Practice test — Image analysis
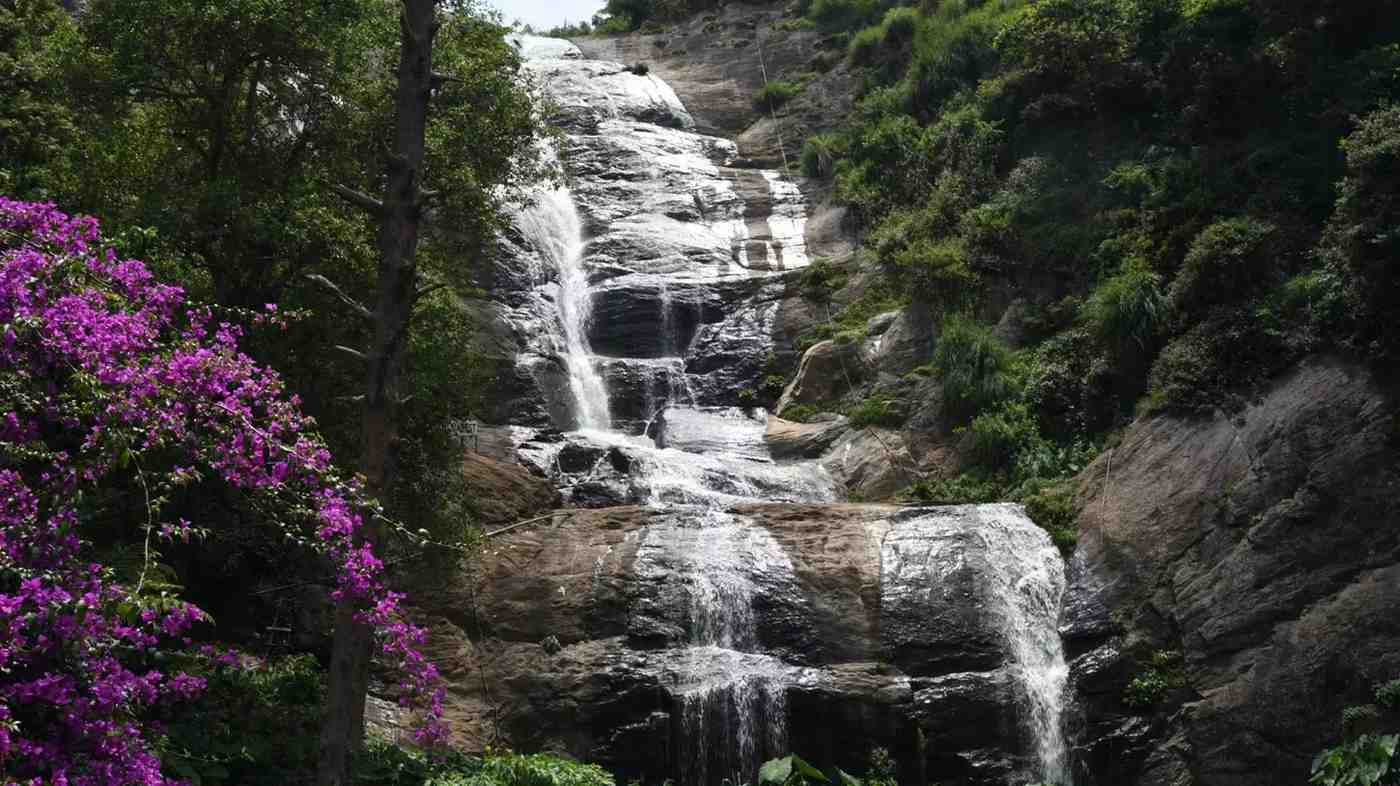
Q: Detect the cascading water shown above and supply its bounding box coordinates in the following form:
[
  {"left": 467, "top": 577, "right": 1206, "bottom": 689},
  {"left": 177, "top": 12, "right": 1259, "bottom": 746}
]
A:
[
  {"left": 978, "top": 513, "right": 1072, "bottom": 785},
  {"left": 505, "top": 34, "right": 1075, "bottom": 786},
  {"left": 516, "top": 186, "right": 612, "bottom": 432}
]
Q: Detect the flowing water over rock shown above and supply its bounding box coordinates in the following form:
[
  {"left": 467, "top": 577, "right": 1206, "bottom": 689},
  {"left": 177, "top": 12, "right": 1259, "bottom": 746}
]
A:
[{"left": 471, "top": 34, "right": 1074, "bottom": 786}]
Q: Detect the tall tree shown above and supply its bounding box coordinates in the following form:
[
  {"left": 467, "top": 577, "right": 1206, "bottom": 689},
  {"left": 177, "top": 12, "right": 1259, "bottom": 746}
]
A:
[{"left": 319, "top": 1, "right": 441, "bottom": 782}]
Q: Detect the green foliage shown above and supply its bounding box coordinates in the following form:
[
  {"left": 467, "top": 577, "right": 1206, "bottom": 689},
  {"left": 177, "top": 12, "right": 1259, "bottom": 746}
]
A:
[
  {"left": 806, "top": 0, "right": 904, "bottom": 34},
  {"left": 759, "top": 755, "right": 830, "bottom": 786},
  {"left": 931, "top": 315, "right": 1016, "bottom": 422},
  {"left": 356, "top": 744, "right": 616, "bottom": 786},
  {"left": 1168, "top": 217, "right": 1278, "bottom": 319},
  {"left": 902, "top": 471, "right": 1004, "bottom": 504},
  {"left": 1319, "top": 105, "right": 1400, "bottom": 352},
  {"left": 780, "top": 404, "right": 826, "bottom": 423},
  {"left": 1022, "top": 481, "right": 1078, "bottom": 552},
  {"left": 1124, "top": 650, "right": 1187, "bottom": 709},
  {"left": 861, "top": 748, "right": 898, "bottom": 786},
  {"left": 1378, "top": 680, "right": 1400, "bottom": 711},
  {"left": 0, "top": 0, "right": 78, "bottom": 199},
  {"left": 755, "top": 81, "right": 803, "bottom": 112},
  {"left": 965, "top": 400, "right": 1039, "bottom": 467},
  {"left": 1081, "top": 261, "right": 1166, "bottom": 354},
  {"left": 801, "top": 134, "right": 847, "bottom": 179},
  {"left": 544, "top": 20, "right": 595, "bottom": 37},
  {"left": 847, "top": 396, "right": 904, "bottom": 428},
  {"left": 159, "top": 655, "right": 325, "bottom": 784},
  {"left": 1310, "top": 735, "right": 1398, "bottom": 786},
  {"left": 849, "top": 6, "right": 918, "bottom": 76}
]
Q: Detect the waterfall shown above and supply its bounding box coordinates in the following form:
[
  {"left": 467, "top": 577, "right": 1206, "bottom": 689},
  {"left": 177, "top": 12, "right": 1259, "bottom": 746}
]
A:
[
  {"left": 974, "top": 509, "right": 1072, "bottom": 785},
  {"left": 636, "top": 510, "right": 798, "bottom": 786},
  {"left": 516, "top": 186, "right": 612, "bottom": 431},
  {"left": 505, "top": 34, "right": 1076, "bottom": 786}
]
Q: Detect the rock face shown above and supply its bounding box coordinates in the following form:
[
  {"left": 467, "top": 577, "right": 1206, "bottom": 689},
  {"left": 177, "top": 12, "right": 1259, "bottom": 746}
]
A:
[
  {"left": 423, "top": 503, "right": 1072, "bottom": 786},
  {"left": 1066, "top": 357, "right": 1400, "bottom": 786},
  {"left": 486, "top": 35, "right": 825, "bottom": 434},
  {"left": 575, "top": 4, "right": 858, "bottom": 167}
]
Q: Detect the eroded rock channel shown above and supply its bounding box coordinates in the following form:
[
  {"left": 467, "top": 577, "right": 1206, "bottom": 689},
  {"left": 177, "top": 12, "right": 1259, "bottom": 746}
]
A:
[{"left": 423, "top": 36, "right": 1077, "bottom": 786}]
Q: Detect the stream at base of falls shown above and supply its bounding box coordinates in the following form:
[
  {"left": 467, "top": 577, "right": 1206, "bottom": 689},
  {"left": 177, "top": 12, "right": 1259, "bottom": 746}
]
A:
[{"left": 501, "top": 33, "right": 1074, "bottom": 786}]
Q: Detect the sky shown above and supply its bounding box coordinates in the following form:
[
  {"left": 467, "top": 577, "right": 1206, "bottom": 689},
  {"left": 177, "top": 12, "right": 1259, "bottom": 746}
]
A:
[{"left": 488, "top": 0, "right": 605, "bottom": 30}]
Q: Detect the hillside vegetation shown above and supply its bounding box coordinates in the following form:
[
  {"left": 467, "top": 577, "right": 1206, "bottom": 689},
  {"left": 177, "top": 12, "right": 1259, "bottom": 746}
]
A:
[{"left": 788, "top": 0, "right": 1400, "bottom": 502}]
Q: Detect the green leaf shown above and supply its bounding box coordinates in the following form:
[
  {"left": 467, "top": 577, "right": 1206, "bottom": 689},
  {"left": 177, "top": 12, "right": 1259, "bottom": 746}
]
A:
[
  {"left": 836, "top": 768, "right": 863, "bottom": 786},
  {"left": 791, "top": 755, "right": 829, "bottom": 783},
  {"left": 759, "top": 756, "right": 793, "bottom": 786}
]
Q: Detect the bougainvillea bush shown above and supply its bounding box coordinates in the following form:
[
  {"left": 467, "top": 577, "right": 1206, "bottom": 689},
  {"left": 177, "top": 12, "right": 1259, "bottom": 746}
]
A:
[{"left": 0, "top": 198, "right": 443, "bottom": 784}]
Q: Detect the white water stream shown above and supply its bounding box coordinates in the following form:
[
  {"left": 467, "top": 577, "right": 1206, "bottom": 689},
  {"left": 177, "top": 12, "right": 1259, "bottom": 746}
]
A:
[
  {"left": 509, "top": 33, "right": 1073, "bottom": 786},
  {"left": 516, "top": 187, "right": 613, "bottom": 431}
]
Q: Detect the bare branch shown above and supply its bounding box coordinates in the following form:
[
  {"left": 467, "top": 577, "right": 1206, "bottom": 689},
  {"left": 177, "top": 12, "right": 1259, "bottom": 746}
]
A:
[
  {"left": 414, "top": 282, "right": 447, "bottom": 300},
  {"left": 330, "top": 183, "right": 385, "bottom": 216},
  {"left": 334, "top": 345, "right": 368, "bottom": 362},
  {"left": 303, "top": 273, "right": 373, "bottom": 320}
]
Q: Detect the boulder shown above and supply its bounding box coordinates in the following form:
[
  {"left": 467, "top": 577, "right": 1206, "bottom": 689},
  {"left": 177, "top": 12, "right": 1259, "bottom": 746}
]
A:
[
  {"left": 460, "top": 452, "right": 561, "bottom": 528},
  {"left": 777, "top": 340, "right": 862, "bottom": 412},
  {"left": 764, "top": 414, "right": 848, "bottom": 459}
]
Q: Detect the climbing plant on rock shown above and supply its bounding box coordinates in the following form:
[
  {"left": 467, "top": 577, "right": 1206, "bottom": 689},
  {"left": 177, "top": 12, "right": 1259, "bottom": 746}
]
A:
[{"left": 0, "top": 198, "right": 444, "bottom": 784}]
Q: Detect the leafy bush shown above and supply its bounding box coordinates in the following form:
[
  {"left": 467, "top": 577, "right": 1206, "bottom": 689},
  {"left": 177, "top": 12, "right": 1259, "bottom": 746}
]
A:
[
  {"left": 1124, "top": 650, "right": 1186, "bottom": 709},
  {"left": 965, "top": 400, "right": 1040, "bottom": 467},
  {"left": 847, "top": 395, "right": 904, "bottom": 428},
  {"left": 932, "top": 315, "right": 1017, "bottom": 422},
  {"left": 902, "top": 471, "right": 1005, "bottom": 504},
  {"left": 849, "top": 7, "right": 919, "bottom": 72},
  {"left": 160, "top": 654, "right": 324, "bottom": 784},
  {"left": 1144, "top": 308, "right": 1290, "bottom": 414},
  {"left": 1319, "top": 104, "right": 1400, "bottom": 352},
  {"left": 754, "top": 81, "right": 803, "bottom": 112},
  {"left": 1310, "top": 734, "right": 1398, "bottom": 786},
  {"left": 1081, "top": 260, "right": 1166, "bottom": 354},
  {"left": 780, "top": 403, "right": 825, "bottom": 422},
  {"left": 1022, "top": 481, "right": 1078, "bottom": 552},
  {"left": 356, "top": 744, "right": 615, "bottom": 786},
  {"left": 1168, "top": 217, "right": 1277, "bottom": 319},
  {"left": 1378, "top": 679, "right": 1400, "bottom": 710},
  {"left": 802, "top": 134, "right": 847, "bottom": 178}
]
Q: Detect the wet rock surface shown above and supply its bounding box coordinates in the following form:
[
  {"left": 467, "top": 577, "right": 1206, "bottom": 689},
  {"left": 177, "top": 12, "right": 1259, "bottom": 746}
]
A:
[
  {"left": 422, "top": 503, "right": 1065, "bottom": 786},
  {"left": 1066, "top": 357, "right": 1400, "bottom": 786}
]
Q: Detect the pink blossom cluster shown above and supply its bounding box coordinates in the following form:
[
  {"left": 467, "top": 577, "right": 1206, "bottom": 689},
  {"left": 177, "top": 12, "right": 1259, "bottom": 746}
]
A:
[{"left": 0, "top": 199, "right": 445, "bottom": 784}]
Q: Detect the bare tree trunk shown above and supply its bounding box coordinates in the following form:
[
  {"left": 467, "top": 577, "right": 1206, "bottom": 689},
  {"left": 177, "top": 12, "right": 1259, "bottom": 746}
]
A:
[{"left": 317, "top": 2, "right": 438, "bottom": 784}]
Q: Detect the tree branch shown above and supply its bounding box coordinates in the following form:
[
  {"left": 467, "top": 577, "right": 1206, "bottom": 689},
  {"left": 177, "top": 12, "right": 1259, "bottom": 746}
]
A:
[
  {"left": 303, "top": 273, "right": 373, "bottom": 320},
  {"left": 331, "top": 184, "right": 385, "bottom": 216},
  {"left": 334, "top": 345, "right": 368, "bottom": 362}
]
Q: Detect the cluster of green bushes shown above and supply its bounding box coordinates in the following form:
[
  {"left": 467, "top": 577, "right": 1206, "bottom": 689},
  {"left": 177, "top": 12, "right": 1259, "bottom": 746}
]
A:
[
  {"left": 157, "top": 652, "right": 615, "bottom": 786},
  {"left": 794, "top": 0, "right": 1400, "bottom": 525},
  {"left": 1310, "top": 677, "right": 1399, "bottom": 786}
]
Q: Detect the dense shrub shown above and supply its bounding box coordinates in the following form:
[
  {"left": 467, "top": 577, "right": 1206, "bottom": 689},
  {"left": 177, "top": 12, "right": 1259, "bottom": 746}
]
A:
[
  {"left": 847, "top": 395, "right": 905, "bottom": 428},
  {"left": 1168, "top": 217, "right": 1278, "bottom": 319},
  {"left": 1319, "top": 105, "right": 1400, "bottom": 352},
  {"left": 931, "top": 315, "right": 1017, "bottom": 422},
  {"left": 754, "top": 81, "right": 803, "bottom": 112},
  {"left": 801, "top": 134, "right": 846, "bottom": 178},
  {"left": 849, "top": 7, "right": 919, "bottom": 74},
  {"left": 356, "top": 745, "right": 616, "bottom": 786},
  {"left": 1123, "top": 650, "right": 1186, "bottom": 709},
  {"left": 1081, "top": 260, "right": 1166, "bottom": 355},
  {"left": 1022, "top": 481, "right": 1078, "bottom": 552},
  {"left": 160, "top": 654, "right": 325, "bottom": 784}
]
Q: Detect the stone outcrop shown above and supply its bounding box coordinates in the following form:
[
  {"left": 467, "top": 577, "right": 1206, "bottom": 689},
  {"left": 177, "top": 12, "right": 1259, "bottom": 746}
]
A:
[
  {"left": 422, "top": 504, "right": 1068, "bottom": 786},
  {"left": 1065, "top": 357, "right": 1400, "bottom": 786},
  {"left": 575, "top": 4, "right": 857, "bottom": 167}
]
